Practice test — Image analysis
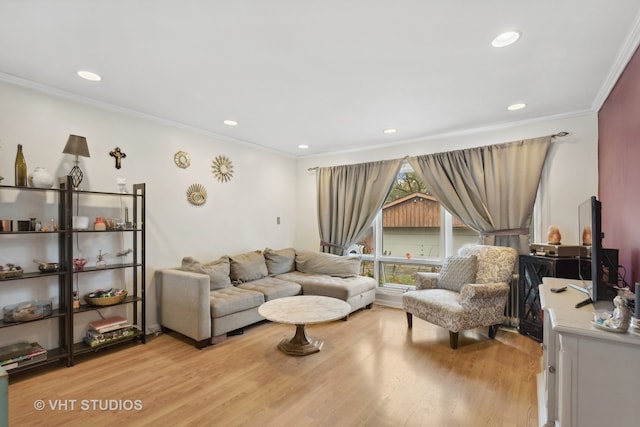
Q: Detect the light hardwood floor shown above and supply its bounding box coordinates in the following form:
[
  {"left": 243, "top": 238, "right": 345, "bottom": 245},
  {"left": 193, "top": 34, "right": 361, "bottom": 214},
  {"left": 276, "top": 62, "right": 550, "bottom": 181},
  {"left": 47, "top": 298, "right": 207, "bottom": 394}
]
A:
[{"left": 8, "top": 305, "right": 541, "bottom": 427}]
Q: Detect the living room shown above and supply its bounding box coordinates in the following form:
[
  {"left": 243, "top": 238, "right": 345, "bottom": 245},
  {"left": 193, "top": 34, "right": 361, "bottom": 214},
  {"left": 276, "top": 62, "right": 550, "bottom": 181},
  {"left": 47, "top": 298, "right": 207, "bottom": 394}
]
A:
[{"left": 2, "top": 2, "right": 640, "bottom": 426}]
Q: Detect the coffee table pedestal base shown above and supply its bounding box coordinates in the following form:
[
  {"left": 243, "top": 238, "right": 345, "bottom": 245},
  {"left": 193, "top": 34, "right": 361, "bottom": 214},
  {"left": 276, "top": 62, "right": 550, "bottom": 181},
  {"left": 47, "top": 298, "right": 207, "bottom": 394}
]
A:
[{"left": 277, "top": 324, "right": 323, "bottom": 356}]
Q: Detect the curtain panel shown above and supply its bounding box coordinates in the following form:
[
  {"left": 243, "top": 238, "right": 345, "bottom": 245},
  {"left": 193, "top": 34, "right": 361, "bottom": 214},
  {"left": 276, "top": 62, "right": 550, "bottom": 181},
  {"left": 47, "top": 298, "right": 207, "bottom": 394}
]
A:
[
  {"left": 408, "top": 136, "right": 552, "bottom": 255},
  {"left": 317, "top": 159, "right": 403, "bottom": 254}
]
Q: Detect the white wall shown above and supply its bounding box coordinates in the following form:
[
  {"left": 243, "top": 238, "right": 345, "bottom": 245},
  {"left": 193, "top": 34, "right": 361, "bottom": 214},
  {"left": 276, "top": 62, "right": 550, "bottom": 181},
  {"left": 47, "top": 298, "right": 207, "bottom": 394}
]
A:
[
  {"left": 294, "top": 112, "right": 599, "bottom": 251},
  {"left": 0, "top": 81, "right": 297, "bottom": 340}
]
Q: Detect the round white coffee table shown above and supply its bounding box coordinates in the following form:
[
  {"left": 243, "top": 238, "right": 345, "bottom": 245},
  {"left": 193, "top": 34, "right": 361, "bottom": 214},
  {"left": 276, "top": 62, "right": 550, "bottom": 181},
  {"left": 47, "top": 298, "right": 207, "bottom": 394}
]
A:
[{"left": 258, "top": 295, "right": 351, "bottom": 356}]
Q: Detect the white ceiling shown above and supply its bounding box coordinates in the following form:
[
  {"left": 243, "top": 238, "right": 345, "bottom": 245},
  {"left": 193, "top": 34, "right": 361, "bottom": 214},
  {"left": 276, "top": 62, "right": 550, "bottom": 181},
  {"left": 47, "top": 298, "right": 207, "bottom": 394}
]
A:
[{"left": 1, "top": 0, "right": 639, "bottom": 157}]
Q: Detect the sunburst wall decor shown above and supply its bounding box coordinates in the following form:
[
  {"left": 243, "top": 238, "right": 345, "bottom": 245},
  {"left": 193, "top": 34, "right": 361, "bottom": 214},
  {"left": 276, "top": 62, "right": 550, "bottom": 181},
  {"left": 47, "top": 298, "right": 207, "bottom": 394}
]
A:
[
  {"left": 174, "top": 151, "right": 191, "bottom": 169},
  {"left": 186, "top": 183, "right": 207, "bottom": 206},
  {"left": 211, "top": 155, "right": 234, "bottom": 183}
]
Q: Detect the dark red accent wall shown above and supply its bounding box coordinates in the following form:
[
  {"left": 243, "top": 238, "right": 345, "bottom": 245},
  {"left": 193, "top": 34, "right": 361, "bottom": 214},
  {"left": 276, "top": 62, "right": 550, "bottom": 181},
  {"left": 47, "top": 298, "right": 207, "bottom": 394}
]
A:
[{"left": 598, "top": 45, "right": 640, "bottom": 287}]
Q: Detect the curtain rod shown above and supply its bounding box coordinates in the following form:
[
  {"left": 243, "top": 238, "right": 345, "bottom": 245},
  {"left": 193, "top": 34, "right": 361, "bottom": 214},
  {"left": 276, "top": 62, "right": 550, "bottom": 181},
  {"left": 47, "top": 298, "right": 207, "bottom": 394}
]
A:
[{"left": 307, "top": 134, "right": 569, "bottom": 171}]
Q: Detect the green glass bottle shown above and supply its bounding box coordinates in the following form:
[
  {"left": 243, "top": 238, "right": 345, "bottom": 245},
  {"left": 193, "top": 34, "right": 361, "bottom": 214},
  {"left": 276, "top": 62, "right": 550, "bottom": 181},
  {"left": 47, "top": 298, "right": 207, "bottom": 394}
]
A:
[{"left": 15, "top": 144, "right": 27, "bottom": 187}]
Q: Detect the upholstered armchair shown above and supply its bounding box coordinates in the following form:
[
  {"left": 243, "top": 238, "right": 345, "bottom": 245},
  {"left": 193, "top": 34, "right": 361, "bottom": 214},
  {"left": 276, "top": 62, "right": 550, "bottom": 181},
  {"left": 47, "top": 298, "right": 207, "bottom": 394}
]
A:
[{"left": 402, "top": 244, "right": 517, "bottom": 349}]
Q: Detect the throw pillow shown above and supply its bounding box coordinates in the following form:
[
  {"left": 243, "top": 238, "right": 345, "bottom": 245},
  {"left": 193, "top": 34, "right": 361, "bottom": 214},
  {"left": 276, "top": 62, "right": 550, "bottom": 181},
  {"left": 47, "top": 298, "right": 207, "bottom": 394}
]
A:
[
  {"left": 229, "top": 250, "right": 268, "bottom": 284},
  {"left": 181, "top": 256, "right": 231, "bottom": 290},
  {"left": 295, "top": 250, "right": 360, "bottom": 277},
  {"left": 438, "top": 255, "right": 477, "bottom": 292},
  {"left": 263, "top": 247, "right": 296, "bottom": 275}
]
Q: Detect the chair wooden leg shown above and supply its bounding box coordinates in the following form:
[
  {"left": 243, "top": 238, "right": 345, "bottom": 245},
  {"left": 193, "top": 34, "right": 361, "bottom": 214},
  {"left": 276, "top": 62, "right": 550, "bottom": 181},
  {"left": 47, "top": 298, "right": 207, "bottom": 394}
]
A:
[
  {"left": 449, "top": 331, "right": 459, "bottom": 349},
  {"left": 406, "top": 312, "right": 413, "bottom": 329},
  {"left": 488, "top": 324, "right": 499, "bottom": 339}
]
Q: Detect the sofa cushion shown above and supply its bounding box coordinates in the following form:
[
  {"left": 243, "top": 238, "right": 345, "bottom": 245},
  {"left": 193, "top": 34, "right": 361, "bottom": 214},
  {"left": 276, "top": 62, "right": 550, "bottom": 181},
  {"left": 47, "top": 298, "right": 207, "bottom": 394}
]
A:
[
  {"left": 275, "top": 271, "right": 375, "bottom": 300},
  {"left": 228, "top": 250, "right": 268, "bottom": 284},
  {"left": 237, "top": 277, "right": 301, "bottom": 301},
  {"left": 181, "top": 256, "right": 232, "bottom": 290},
  {"left": 210, "top": 287, "right": 265, "bottom": 318},
  {"left": 295, "top": 251, "right": 360, "bottom": 277},
  {"left": 263, "top": 247, "right": 296, "bottom": 275},
  {"left": 437, "top": 255, "right": 477, "bottom": 292}
]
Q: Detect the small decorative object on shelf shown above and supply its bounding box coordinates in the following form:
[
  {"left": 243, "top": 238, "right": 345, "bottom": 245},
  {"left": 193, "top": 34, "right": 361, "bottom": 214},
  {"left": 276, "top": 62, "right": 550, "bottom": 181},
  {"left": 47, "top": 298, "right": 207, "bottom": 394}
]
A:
[
  {"left": 96, "top": 250, "right": 107, "bottom": 269},
  {"left": 211, "top": 155, "right": 234, "bottom": 183},
  {"left": 94, "top": 217, "right": 106, "bottom": 231},
  {"left": 582, "top": 225, "right": 592, "bottom": 245},
  {"left": 84, "top": 288, "right": 127, "bottom": 306},
  {"left": 73, "top": 258, "right": 87, "bottom": 271},
  {"left": 33, "top": 260, "right": 60, "bottom": 273},
  {"left": 117, "top": 177, "right": 127, "bottom": 193},
  {"left": 28, "top": 167, "right": 53, "bottom": 189},
  {"left": 0, "top": 263, "right": 23, "bottom": 280},
  {"left": 547, "top": 225, "right": 561, "bottom": 245},
  {"left": 14, "top": 144, "right": 27, "bottom": 187}
]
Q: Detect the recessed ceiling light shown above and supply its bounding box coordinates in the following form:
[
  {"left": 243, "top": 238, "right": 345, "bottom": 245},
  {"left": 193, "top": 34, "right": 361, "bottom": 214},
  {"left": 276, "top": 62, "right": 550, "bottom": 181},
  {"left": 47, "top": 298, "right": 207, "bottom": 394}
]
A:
[
  {"left": 383, "top": 128, "right": 397, "bottom": 134},
  {"left": 492, "top": 31, "right": 521, "bottom": 48},
  {"left": 223, "top": 120, "right": 238, "bottom": 126},
  {"left": 77, "top": 70, "right": 102, "bottom": 81},
  {"left": 298, "top": 144, "right": 309, "bottom": 149},
  {"left": 507, "top": 103, "right": 526, "bottom": 111}
]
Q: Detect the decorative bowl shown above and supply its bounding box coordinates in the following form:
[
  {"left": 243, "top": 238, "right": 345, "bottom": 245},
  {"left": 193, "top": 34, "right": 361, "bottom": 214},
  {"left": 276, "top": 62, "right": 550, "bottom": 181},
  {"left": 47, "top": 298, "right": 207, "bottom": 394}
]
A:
[{"left": 84, "top": 288, "right": 128, "bottom": 306}]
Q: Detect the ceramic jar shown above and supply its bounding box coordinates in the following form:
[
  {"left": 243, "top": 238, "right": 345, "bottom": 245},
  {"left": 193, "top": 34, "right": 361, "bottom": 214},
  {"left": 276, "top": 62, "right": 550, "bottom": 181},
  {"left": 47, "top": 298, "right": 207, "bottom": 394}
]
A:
[{"left": 28, "top": 167, "right": 54, "bottom": 189}]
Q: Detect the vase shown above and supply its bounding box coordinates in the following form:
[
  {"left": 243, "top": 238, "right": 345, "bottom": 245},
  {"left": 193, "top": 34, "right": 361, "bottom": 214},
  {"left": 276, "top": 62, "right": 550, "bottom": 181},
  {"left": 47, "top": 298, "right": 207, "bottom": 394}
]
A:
[{"left": 28, "top": 167, "right": 54, "bottom": 189}]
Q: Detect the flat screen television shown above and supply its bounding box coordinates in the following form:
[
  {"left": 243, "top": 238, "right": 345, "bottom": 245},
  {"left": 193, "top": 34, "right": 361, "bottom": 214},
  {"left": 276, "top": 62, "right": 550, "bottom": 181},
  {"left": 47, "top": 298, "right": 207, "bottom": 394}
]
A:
[{"left": 578, "top": 196, "right": 618, "bottom": 304}]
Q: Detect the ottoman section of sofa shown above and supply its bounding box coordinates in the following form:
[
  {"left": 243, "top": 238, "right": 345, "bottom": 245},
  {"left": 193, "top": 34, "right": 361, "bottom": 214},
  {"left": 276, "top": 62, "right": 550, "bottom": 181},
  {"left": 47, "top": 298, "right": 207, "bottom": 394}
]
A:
[
  {"left": 275, "top": 271, "right": 376, "bottom": 300},
  {"left": 236, "top": 277, "right": 301, "bottom": 301}
]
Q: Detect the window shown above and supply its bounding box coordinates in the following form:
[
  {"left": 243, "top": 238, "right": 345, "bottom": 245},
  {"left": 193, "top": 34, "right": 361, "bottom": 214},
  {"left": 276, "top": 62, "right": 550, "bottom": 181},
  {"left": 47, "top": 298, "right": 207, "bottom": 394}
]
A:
[{"left": 354, "top": 162, "right": 478, "bottom": 288}]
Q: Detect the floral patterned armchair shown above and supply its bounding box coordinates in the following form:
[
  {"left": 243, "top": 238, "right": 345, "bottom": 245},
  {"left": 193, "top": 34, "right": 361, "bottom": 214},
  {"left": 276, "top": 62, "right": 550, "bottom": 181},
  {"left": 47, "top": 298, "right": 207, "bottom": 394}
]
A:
[{"left": 402, "top": 244, "right": 517, "bottom": 349}]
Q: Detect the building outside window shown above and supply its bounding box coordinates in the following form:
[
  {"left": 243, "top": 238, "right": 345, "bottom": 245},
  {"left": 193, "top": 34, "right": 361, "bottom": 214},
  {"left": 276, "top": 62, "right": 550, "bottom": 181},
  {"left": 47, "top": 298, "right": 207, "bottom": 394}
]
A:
[{"left": 354, "top": 162, "right": 478, "bottom": 288}]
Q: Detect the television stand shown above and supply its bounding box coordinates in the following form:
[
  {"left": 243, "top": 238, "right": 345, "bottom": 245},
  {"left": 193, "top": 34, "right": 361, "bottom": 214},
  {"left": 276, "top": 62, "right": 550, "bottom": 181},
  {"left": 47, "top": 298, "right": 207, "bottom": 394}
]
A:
[{"left": 538, "top": 277, "right": 640, "bottom": 426}]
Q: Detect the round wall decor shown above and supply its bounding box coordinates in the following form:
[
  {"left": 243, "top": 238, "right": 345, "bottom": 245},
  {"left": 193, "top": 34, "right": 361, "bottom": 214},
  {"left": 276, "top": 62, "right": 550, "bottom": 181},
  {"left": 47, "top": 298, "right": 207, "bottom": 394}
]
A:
[
  {"left": 186, "top": 183, "right": 207, "bottom": 206},
  {"left": 211, "top": 155, "right": 234, "bottom": 183},
  {"left": 174, "top": 151, "right": 191, "bottom": 169}
]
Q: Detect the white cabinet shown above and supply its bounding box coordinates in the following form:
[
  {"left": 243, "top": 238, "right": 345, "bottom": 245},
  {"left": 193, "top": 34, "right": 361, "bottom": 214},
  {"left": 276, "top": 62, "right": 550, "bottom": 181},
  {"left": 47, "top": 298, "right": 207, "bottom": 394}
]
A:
[{"left": 538, "top": 277, "right": 640, "bottom": 427}]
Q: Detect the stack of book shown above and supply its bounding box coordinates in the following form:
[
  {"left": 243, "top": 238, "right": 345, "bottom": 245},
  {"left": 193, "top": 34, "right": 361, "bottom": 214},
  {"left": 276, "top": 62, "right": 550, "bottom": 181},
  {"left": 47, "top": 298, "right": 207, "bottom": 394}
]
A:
[
  {"left": 0, "top": 341, "right": 47, "bottom": 371},
  {"left": 83, "top": 316, "right": 137, "bottom": 347}
]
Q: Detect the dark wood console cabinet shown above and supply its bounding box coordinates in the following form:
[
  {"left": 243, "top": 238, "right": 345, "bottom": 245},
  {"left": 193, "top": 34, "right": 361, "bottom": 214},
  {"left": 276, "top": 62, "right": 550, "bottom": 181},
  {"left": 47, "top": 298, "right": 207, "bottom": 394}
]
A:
[{"left": 518, "top": 255, "right": 580, "bottom": 342}]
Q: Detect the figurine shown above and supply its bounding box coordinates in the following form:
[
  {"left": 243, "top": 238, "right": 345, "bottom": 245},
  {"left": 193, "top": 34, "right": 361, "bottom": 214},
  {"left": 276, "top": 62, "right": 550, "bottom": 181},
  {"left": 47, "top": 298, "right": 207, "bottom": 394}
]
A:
[
  {"left": 547, "top": 225, "right": 562, "bottom": 245},
  {"left": 605, "top": 296, "right": 631, "bottom": 330}
]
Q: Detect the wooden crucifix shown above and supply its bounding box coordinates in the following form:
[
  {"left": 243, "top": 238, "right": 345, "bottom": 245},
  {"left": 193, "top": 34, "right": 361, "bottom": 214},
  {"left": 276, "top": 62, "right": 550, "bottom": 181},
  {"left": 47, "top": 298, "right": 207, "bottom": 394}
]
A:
[{"left": 109, "top": 147, "right": 127, "bottom": 169}]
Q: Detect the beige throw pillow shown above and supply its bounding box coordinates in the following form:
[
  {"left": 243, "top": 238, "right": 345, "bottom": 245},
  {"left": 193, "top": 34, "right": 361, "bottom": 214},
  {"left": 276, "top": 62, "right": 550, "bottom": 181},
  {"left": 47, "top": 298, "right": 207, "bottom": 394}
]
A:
[
  {"left": 229, "top": 250, "right": 268, "bottom": 284},
  {"left": 295, "top": 250, "right": 360, "bottom": 277},
  {"left": 263, "top": 247, "right": 296, "bottom": 275},
  {"left": 181, "top": 256, "right": 231, "bottom": 290},
  {"left": 438, "top": 255, "right": 477, "bottom": 292}
]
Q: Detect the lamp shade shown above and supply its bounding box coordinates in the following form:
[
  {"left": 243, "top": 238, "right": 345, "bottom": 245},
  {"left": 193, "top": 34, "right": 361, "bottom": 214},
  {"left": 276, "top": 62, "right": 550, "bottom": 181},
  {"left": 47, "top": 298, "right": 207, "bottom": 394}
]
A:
[{"left": 62, "top": 135, "right": 90, "bottom": 158}]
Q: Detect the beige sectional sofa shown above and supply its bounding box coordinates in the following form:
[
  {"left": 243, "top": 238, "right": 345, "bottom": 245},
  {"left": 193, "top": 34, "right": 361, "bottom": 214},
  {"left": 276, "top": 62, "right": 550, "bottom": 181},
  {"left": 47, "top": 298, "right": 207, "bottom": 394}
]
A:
[{"left": 156, "top": 248, "right": 376, "bottom": 348}]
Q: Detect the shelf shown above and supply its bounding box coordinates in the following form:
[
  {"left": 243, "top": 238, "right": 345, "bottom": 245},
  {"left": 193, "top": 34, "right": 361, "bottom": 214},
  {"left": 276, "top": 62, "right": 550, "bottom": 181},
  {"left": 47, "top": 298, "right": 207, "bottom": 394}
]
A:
[
  {"left": 1, "top": 347, "right": 69, "bottom": 374},
  {"left": 0, "top": 309, "right": 67, "bottom": 329},
  {"left": 72, "top": 330, "right": 145, "bottom": 356},
  {"left": 1, "top": 177, "right": 145, "bottom": 374},
  {"left": 0, "top": 270, "right": 66, "bottom": 283},
  {"left": 72, "top": 263, "right": 142, "bottom": 274},
  {"left": 73, "top": 296, "right": 142, "bottom": 314}
]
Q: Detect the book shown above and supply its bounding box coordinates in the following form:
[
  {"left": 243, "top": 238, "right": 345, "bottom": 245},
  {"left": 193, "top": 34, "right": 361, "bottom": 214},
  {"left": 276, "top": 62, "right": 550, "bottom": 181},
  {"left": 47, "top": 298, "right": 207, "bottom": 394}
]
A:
[
  {"left": 90, "top": 322, "right": 133, "bottom": 334},
  {"left": 1, "top": 352, "right": 47, "bottom": 371},
  {"left": 83, "top": 327, "right": 138, "bottom": 347},
  {"left": 88, "top": 316, "right": 128, "bottom": 332},
  {"left": 0, "top": 342, "right": 47, "bottom": 368}
]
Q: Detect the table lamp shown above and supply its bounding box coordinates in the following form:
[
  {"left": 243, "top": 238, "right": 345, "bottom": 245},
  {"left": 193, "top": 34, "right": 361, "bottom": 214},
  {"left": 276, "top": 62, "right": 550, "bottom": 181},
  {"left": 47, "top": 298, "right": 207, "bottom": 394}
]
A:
[{"left": 62, "top": 135, "right": 90, "bottom": 190}]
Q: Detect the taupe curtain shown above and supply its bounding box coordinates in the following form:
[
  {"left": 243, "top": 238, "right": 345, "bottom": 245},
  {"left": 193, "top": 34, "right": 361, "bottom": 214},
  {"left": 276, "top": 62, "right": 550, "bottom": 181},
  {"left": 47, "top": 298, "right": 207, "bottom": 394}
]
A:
[
  {"left": 317, "top": 159, "right": 403, "bottom": 254},
  {"left": 408, "top": 137, "right": 552, "bottom": 255}
]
